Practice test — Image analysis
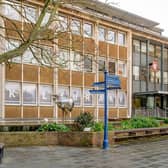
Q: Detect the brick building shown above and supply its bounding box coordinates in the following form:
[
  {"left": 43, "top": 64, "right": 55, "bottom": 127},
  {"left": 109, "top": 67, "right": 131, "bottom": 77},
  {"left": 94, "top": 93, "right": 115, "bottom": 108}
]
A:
[{"left": 0, "top": 0, "right": 168, "bottom": 123}]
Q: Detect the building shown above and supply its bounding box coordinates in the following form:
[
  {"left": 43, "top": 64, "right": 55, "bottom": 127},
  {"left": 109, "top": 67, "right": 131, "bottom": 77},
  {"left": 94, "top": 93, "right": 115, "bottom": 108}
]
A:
[{"left": 0, "top": 0, "right": 168, "bottom": 123}]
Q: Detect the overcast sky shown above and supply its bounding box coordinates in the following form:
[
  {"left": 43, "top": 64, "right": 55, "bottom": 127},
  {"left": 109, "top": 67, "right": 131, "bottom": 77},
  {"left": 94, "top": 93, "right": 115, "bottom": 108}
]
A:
[{"left": 100, "top": 0, "right": 168, "bottom": 37}]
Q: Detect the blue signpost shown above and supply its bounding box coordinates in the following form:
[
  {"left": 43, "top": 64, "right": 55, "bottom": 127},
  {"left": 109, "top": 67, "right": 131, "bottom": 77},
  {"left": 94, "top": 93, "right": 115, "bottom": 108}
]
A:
[{"left": 90, "top": 71, "right": 121, "bottom": 150}]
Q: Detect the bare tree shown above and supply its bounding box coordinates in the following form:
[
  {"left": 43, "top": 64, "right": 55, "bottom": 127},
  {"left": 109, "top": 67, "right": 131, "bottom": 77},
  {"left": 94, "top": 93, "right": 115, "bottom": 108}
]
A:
[{"left": 0, "top": 0, "right": 90, "bottom": 66}]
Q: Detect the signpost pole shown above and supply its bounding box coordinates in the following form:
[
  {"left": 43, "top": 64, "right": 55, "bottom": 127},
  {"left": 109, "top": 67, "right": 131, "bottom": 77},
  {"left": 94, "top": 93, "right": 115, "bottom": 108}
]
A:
[{"left": 103, "top": 70, "right": 109, "bottom": 149}]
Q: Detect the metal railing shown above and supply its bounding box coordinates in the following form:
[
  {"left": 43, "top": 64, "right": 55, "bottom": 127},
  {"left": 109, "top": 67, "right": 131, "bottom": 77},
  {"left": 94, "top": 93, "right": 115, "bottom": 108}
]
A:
[{"left": 134, "top": 107, "right": 168, "bottom": 118}]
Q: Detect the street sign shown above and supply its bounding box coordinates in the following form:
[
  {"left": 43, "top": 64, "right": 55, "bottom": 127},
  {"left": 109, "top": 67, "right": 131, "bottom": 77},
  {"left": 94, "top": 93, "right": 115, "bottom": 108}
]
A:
[
  {"left": 89, "top": 71, "right": 121, "bottom": 150},
  {"left": 89, "top": 89, "right": 104, "bottom": 94}
]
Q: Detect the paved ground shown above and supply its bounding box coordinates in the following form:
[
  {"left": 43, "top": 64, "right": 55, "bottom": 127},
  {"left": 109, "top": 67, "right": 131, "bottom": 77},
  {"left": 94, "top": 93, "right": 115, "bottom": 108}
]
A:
[{"left": 1, "top": 139, "right": 168, "bottom": 168}]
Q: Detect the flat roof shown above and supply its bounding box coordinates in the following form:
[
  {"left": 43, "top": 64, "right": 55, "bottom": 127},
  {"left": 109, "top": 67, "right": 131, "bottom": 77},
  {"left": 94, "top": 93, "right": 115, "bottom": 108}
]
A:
[{"left": 72, "top": 0, "right": 160, "bottom": 29}]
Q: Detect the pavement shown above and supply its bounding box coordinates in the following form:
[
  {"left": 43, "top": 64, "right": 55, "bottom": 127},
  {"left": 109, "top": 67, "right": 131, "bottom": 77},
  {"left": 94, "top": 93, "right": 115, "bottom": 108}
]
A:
[{"left": 1, "top": 139, "right": 168, "bottom": 168}]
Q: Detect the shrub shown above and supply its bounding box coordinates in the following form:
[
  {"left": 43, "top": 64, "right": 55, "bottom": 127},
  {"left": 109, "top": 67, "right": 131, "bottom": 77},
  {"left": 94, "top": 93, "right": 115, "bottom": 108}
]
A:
[
  {"left": 74, "top": 112, "right": 94, "bottom": 131},
  {"left": 163, "top": 118, "right": 168, "bottom": 124},
  {"left": 92, "top": 122, "right": 104, "bottom": 132},
  {"left": 91, "top": 122, "right": 115, "bottom": 132},
  {"left": 121, "top": 117, "right": 160, "bottom": 130},
  {"left": 37, "top": 123, "right": 70, "bottom": 132}
]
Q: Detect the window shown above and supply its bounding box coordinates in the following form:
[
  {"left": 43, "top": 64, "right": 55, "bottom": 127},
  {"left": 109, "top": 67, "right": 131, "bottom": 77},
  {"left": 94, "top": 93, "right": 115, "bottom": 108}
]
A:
[
  {"left": 133, "top": 40, "right": 140, "bottom": 53},
  {"left": 107, "top": 30, "right": 116, "bottom": 43},
  {"left": 57, "top": 49, "right": 69, "bottom": 69},
  {"left": 83, "top": 23, "right": 93, "bottom": 37},
  {"left": 6, "top": 40, "right": 21, "bottom": 63},
  {"left": 118, "top": 91, "right": 126, "bottom": 107},
  {"left": 118, "top": 32, "right": 125, "bottom": 46},
  {"left": 71, "top": 87, "right": 81, "bottom": 106},
  {"left": 39, "top": 85, "right": 52, "bottom": 105},
  {"left": 141, "top": 42, "right": 147, "bottom": 55},
  {"left": 84, "top": 88, "right": 93, "bottom": 106},
  {"left": 133, "top": 66, "right": 139, "bottom": 80},
  {"left": 23, "top": 5, "right": 37, "bottom": 23},
  {"left": 98, "top": 27, "right": 105, "bottom": 41},
  {"left": 40, "top": 46, "right": 53, "bottom": 65},
  {"left": 109, "top": 90, "right": 116, "bottom": 106},
  {"left": 5, "top": 82, "right": 20, "bottom": 104},
  {"left": 84, "top": 55, "right": 92, "bottom": 72},
  {"left": 98, "top": 94, "right": 104, "bottom": 106},
  {"left": 149, "top": 44, "right": 154, "bottom": 57},
  {"left": 41, "top": 12, "right": 51, "bottom": 26},
  {"left": 163, "top": 72, "right": 168, "bottom": 84},
  {"left": 109, "top": 61, "right": 116, "bottom": 74},
  {"left": 3, "top": 1, "right": 21, "bottom": 21},
  {"left": 98, "top": 58, "right": 106, "bottom": 72},
  {"left": 23, "top": 83, "right": 37, "bottom": 105},
  {"left": 70, "top": 51, "right": 81, "bottom": 71},
  {"left": 118, "top": 61, "right": 126, "bottom": 76},
  {"left": 57, "top": 15, "right": 68, "bottom": 32},
  {"left": 57, "top": 86, "right": 69, "bottom": 98},
  {"left": 156, "top": 71, "right": 161, "bottom": 83},
  {"left": 22, "top": 48, "right": 38, "bottom": 64},
  {"left": 71, "top": 19, "right": 81, "bottom": 35}
]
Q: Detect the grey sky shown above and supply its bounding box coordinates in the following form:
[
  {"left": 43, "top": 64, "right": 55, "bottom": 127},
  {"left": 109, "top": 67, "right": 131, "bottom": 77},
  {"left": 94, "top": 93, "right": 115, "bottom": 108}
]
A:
[{"left": 100, "top": 0, "right": 168, "bottom": 37}]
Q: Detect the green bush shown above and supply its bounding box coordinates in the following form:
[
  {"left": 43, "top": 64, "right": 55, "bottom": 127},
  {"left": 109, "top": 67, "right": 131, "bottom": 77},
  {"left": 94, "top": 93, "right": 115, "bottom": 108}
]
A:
[
  {"left": 92, "top": 122, "right": 104, "bottom": 132},
  {"left": 121, "top": 117, "right": 160, "bottom": 130},
  {"left": 37, "top": 123, "right": 70, "bottom": 132},
  {"left": 74, "top": 112, "right": 94, "bottom": 131},
  {"left": 163, "top": 118, "right": 168, "bottom": 124},
  {"left": 91, "top": 122, "right": 115, "bottom": 132}
]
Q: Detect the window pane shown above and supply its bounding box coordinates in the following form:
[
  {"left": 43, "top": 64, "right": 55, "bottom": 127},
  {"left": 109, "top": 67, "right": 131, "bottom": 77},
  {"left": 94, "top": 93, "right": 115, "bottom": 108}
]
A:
[
  {"left": 107, "top": 30, "right": 115, "bottom": 43},
  {"left": 84, "top": 55, "right": 92, "bottom": 72},
  {"left": 71, "top": 87, "right": 81, "bottom": 106},
  {"left": 6, "top": 40, "right": 21, "bottom": 63},
  {"left": 118, "top": 91, "right": 126, "bottom": 106},
  {"left": 118, "top": 62, "right": 126, "bottom": 76},
  {"left": 98, "top": 58, "right": 105, "bottom": 72},
  {"left": 56, "top": 15, "right": 68, "bottom": 32},
  {"left": 109, "top": 90, "right": 116, "bottom": 106},
  {"left": 3, "top": 2, "right": 21, "bottom": 21},
  {"left": 5, "top": 82, "right": 20, "bottom": 104},
  {"left": 109, "top": 61, "right": 115, "bottom": 74},
  {"left": 41, "top": 12, "right": 51, "bottom": 26},
  {"left": 39, "top": 85, "right": 52, "bottom": 105},
  {"left": 70, "top": 51, "right": 81, "bottom": 71},
  {"left": 23, "top": 6, "right": 37, "bottom": 23},
  {"left": 133, "top": 66, "right": 139, "bottom": 80},
  {"left": 71, "top": 19, "right": 81, "bottom": 35},
  {"left": 98, "top": 94, "right": 104, "bottom": 106},
  {"left": 118, "top": 32, "right": 125, "bottom": 46},
  {"left": 57, "top": 86, "right": 69, "bottom": 98},
  {"left": 23, "top": 48, "right": 38, "bottom": 64},
  {"left": 83, "top": 23, "right": 92, "bottom": 37},
  {"left": 23, "top": 84, "right": 36, "bottom": 105},
  {"left": 57, "top": 49, "right": 69, "bottom": 69},
  {"left": 163, "top": 72, "right": 168, "bottom": 84},
  {"left": 84, "top": 88, "right": 93, "bottom": 106},
  {"left": 98, "top": 27, "right": 105, "bottom": 41}
]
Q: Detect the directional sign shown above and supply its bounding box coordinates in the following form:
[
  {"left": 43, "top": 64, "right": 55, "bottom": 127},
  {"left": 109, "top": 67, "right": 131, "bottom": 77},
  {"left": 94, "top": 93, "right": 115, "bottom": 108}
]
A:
[
  {"left": 107, "top": 75, "right": 120, "bottom": 87},
  {"left": 92, "top": 81, "right": 104, "bottom": 87},
  {"left": 89, "top": 89, "right": 104, "bottom": 94}
]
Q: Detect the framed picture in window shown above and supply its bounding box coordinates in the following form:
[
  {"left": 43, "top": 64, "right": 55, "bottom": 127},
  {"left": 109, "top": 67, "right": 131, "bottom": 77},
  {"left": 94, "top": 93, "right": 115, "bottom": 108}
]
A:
[
  {"left": 98, "top": 94, "right": 104, "bottom": 106},
  {"left": 71, "top": 87, "right": 81, "bottom": 106},
  {"left": 23, "top": 83, "right": 36, "bottom": 105},
  {"left": 5, "top": 82, "right": 20, "bottom": 104},
  {"left": 84, "top": 88, "right": 93, "bottom": 106},
  {"left": 118, "top": 91, "right": 126, "bottom": 107},
  {"left": 39, "top": 85, "right": 52, "bottom": 105},
  {"left": 57, "top": 86, "right": 69, "bottom": 98},
  {"left": 109, "top": 90, "right": 116, "bottom": 106}
]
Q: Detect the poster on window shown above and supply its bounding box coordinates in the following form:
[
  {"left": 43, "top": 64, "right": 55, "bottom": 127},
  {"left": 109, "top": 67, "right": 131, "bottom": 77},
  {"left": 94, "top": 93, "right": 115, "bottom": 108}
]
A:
[
  {"left": 84, "top": 88, "right": 92, "bottom": 106},
  {"left": 118, "top": 91, "right": 126, "bottom": 106},
  {"left": 39, "top": 85, "right": 52, "bottom": 105},
  {"left": 109, "top": 90, "right": 116, "bottom": 106},
  {"left": 5, "top": 82, "right": 20, "bottom": 104},
  {"left": 23, "top": 84, "right": 36, "bottom": 104},
  {"left": 98, "top": 94, "right": 104, "bottom": 106},
  {"left": 71, "top": 87, "right": 81, "bottom": 106}
]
